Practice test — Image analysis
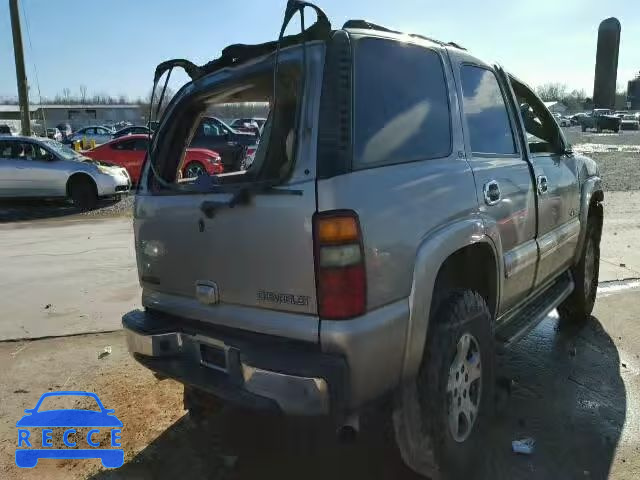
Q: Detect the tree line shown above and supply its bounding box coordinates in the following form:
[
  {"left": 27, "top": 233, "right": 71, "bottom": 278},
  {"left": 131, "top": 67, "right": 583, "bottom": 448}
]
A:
[{"left": 535, "top": 82, "right": 629, "bottom": 112}]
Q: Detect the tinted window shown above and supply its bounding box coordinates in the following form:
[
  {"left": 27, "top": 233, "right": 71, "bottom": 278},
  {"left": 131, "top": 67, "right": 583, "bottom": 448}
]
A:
[
  {"left": 354, "top": 39, "right": 451, "bottom": 168},
  {"left": 460, "top": 66, "right": 516, "bottom": 155},
  {"left": 133, "top": 138, "right": 149, "bottom": 151},
  {"left": 0, "top": 141, "right": 14, "bottom": 158},
  {"left": 113, "top": 139, "right": 136, "bottom": 150}
]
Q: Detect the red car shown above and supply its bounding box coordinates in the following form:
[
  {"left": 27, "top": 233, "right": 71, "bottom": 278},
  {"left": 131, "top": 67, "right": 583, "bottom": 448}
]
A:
[{"left": 84, "top": 134, "right": 223, "bottom": 184}]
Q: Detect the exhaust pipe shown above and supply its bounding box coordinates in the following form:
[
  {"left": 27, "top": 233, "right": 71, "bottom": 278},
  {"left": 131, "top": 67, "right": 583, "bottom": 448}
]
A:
[{"left": 337, "top": 414, "right": 360, "bottom": 443}]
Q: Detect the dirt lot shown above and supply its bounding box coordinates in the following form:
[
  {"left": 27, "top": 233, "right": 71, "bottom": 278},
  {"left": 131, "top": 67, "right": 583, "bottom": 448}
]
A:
[
  {"left": 1, "top": 287, "right": 639, "bottom": 480},
  {"left": 0, "top": 126, "right": 639, "bottom": 478}
]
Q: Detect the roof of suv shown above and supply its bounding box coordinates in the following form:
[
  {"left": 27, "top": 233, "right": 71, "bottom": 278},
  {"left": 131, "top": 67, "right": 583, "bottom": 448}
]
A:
[{"left": 342, "top": 19, "right": 465, "bottom": 51}]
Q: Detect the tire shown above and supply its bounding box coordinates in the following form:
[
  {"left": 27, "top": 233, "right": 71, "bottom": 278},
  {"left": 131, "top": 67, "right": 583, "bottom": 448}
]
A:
[
  {"left": 614, "top": 127, "right": 620, "bottom": 133},
  {"left": 393, "top": 290, "right": 495, "bottom": 479},
  {"left": 558, "top": 213, "right": 600, "bottom": 322},
  {"left": 69, "top": 176, "right": 98, "bottom": 210},
  {"left": 183, "top": 161, "right": 207, "bottom": 178}
]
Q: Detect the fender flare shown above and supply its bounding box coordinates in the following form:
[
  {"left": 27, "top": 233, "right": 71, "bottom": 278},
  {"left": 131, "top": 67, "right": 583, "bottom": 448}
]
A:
[
  {"left": 401, "top": 216, "right": 501, "bottom": 381},
  {"left": 574, "top": 176, "right": 603, "bottom": 264}
]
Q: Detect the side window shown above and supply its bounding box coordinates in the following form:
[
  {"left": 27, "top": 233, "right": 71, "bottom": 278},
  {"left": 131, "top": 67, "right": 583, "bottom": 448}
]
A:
[
  {"left": 0, "top": 142, "right": 14, "bottom": 158},
  {"left": 16, "top": 142, "right": 37, "bottom": 160},
  {"left": 112, "top": 139, "right": 136, "bottom": 151},
  {"left": 202, "top": 121, "right": 221, "bottom": 137},
  {"left": 353, "top": 38, "right": 451, "bottom": 168},
  {"left": 460, "top": 65, "right": 516, "bottom": 155},
  {"left": 83, "top": 128, "right": 95, "bottom": 135},
  {"left": 509, "top": 77, "right": 563, "bottom": 154},
  {"left": 133, "top": 138, "right": 149, "bottom": 151}
]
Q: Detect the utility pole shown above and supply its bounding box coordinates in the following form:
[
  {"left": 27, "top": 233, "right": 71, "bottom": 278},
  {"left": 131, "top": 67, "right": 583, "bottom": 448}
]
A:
[{"left": 9, "top": 0, "right": 31, "bottom": 136}]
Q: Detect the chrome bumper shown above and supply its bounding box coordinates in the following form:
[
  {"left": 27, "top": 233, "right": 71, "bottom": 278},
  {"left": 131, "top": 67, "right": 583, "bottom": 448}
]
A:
[{"left": 124, "top": 324, "right": 330, "bottom": 416}]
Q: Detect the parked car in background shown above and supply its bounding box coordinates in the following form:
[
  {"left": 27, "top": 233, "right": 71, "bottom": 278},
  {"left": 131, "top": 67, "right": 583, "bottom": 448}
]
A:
[
  {"left": 46, "top": 128, "right": 62, "bottom": 141},
  {"left": 620, "top": 114, "right": 640, "bottom": 130},
  {"left": 0, "top": 124, "right": 15, "bottom": 136},
  {"left": 570, "top": 112, "right": 588, "bottom": 125},
  {"left": 55, "top": 123, "right": 72, "bottom": 141},
  {"left": 147, "top": 121, "right": 160, "bottom": 132},
  {"left": 84, "top": 134, "right": 223, "bottom": 183},
  {"left": 229, "top": 117, "right": 266, "bottom": 136},
  {"left": 67, "top": 126, "right": 114, "bottom": 145},
  {"left": 0, "top": 136, "right": 130, "bottom": 209},
  {"left": 113, "top": 125, "right": 152, "bottom": 139},
  {"left": 552, "top": 112, "right": 570, "bottom": 127},
  {"left": 578, "top": 109, "right": 621, "bottom": 132},
  {"left": 189, "top": 116, "right": 257, "bottom": 171}
]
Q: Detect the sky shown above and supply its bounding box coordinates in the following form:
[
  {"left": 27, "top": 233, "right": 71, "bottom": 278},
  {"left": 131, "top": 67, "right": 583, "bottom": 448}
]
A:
[{"left": 0, "top": 0, "right": 638, "bottom": 102}]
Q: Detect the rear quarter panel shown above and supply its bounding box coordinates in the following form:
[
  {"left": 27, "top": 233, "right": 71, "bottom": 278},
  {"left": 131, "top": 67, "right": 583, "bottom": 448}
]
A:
[{"left": 317, "top": 158, "right": 478, "bottom": 310}]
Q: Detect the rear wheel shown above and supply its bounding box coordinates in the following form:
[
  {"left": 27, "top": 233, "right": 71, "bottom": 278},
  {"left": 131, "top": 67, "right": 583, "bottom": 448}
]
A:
[
  {"left": 393, "top": 290, "right": 494, "bottom": 479},
  {"left": 69, "top": 176, "right": 98, "bottom": 210},
  {"left": 183, "top": 161, "right": 207, "bottom": 178},
  {"left": 558, "top": 213, "right": 600, "bottom": 322}
]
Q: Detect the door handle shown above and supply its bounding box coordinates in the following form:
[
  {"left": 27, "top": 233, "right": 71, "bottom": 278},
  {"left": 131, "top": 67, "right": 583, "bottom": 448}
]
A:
[
  {"left": 537, "top": 175, "right": 548, "bottom": 194},
  {"left": 483, "top": 180, "right": 501, "bottom": 206}
]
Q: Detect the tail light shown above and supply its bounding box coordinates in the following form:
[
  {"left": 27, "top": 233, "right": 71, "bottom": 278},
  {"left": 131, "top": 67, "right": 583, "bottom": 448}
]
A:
[{"left": 313, "top": 211, "right": 366, "bottom": 319}]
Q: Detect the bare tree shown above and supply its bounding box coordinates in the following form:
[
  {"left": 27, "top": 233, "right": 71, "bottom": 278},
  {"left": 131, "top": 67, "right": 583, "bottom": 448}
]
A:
[
  {"left": 79, "top": 85, "right": 87, "bottom": 104},
  {"left": 62, "top": 88, "right": 71, "bottom": 102},
  {"left": 535, "top": 83, "right": 568, "bottom": 102}
]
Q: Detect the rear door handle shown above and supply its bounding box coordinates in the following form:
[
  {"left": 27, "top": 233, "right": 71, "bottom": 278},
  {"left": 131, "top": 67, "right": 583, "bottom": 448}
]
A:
[
  {"left": 537, "top": 175, "right": 548, "bottom": 194},
  {"left": 483, "top": 180, "right": 501, "bottom": 206}
]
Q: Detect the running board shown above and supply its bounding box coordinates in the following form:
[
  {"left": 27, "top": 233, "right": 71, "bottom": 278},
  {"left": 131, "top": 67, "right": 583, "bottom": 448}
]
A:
[{"left": 495, "top": 273, "right": 574, "bottom": 348}]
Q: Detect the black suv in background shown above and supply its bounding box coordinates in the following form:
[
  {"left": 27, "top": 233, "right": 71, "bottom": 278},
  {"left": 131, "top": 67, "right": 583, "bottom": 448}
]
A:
[{"left": 190, "top": 116, "right": 257, "bottom": 171}]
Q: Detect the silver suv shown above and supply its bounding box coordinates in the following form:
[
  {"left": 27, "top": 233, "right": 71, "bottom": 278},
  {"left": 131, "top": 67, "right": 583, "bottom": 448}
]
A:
[{"left": 123, "top": 2, "right": 603, "bottom": 477}]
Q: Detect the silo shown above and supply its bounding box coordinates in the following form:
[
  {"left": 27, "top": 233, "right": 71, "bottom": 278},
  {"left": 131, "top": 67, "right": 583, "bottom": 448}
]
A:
[{"left": 593, "top": 18, "right": 621, "bottom": 109}]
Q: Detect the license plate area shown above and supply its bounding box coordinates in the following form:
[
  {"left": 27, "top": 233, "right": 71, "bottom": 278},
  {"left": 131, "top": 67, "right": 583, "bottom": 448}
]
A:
[{"left": 199, "top": 341, "right": 228, "bottom": 372}]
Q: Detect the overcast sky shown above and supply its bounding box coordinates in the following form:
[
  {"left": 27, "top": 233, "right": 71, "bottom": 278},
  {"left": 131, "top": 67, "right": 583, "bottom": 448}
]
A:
[{"left": 0, "top": 0, "right": 637, "bottom": 101}]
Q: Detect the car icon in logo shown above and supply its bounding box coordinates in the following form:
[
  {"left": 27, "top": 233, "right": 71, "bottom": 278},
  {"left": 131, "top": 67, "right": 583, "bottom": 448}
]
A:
[{"left": 15, "top": 391, "right": 123, "bottom": 468}]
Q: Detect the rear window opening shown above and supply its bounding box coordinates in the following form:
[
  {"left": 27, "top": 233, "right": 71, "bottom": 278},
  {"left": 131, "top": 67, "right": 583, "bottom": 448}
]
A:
[{"left": 149, "top": 60, "right": 304, "bottom": 194}]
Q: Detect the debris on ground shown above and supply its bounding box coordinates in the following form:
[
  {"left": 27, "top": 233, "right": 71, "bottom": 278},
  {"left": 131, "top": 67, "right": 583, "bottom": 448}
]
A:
[
  {"left": 512, "top": 437, "right": 536, "bottom": 455},
  {"left": 13, "top": 389, "right": 28, "bottom": 394},
  {"left": 98, "top": 345, "right": 112, "bottom": 359},
  {"left": 621, "top": 362, "right": 627, "bottom": 368},
  {"left": 620, "top": 263, "right": 626, "bottom": 267},
  {"left": 44, "top": 304, "right": 52, "bottom": 309}
]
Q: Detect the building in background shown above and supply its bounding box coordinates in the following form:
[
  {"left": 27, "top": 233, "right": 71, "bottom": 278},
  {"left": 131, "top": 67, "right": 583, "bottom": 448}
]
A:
[
  {"left": 0, "top": 104, "right": 143, "bottom": 133},
  {"left": 628, "top": 72, "right": 640, "bottom": 110}
]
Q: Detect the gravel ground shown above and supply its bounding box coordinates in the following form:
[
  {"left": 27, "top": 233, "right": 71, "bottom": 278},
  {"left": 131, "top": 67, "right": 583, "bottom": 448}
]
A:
[{"left": 0, "top": 194, "right": 134, "bottom": 223}]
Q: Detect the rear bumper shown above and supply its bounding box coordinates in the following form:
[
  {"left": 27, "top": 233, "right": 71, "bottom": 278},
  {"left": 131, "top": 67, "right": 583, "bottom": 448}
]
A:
[{"left": 122, "top": 309, "right": 347, "bottom": 416}]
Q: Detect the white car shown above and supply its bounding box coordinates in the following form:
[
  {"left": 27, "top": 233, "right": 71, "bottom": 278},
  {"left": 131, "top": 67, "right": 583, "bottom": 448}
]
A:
[
  {"left": 0, "top": 136, "right": 130, "bottom": 209},
  {"left": 552, "top": 113, "right": 570, "bottom": 127}
]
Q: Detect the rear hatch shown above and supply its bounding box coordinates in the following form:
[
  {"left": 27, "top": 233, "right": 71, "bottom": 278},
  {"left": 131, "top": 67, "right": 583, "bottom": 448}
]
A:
[{"left": 133, "top": 42, "right": 325, "bottom": 338}]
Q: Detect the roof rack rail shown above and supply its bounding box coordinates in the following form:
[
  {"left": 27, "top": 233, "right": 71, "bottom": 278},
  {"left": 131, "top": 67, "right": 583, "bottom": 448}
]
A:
[{"left": 342, "top": 19, "right": 465, "bottom": 50}]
